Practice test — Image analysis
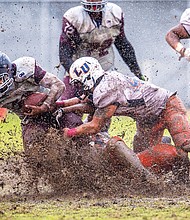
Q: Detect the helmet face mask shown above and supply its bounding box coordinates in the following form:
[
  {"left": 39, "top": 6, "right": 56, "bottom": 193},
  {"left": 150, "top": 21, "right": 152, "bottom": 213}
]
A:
[
  {"left": 0, "top": 52, "right": 14, "bottom": 97},
  {"left": 0, "top": 73, "right": 14, "bottom": 98},
  {"left": 69, "top": 57, "right": 104, "bottom": 96},
  {"left": 81, "top": 0, "right": 107, "bottom": 13}
]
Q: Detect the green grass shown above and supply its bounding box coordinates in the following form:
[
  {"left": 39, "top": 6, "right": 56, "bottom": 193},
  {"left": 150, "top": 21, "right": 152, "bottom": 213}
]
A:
[
  {"left": 0, "top": 113, "right": 171, "bottom": 155},
  {"left": 0, "top": 112, "right": 23, "bottom": 157},
  {"left": 109, "top": 116, "right": 136, "bottom": 147},
  {"left": 0, "top": 114, "right": 150, "bottom": 153},
  {"left": 0, "top": 198, "right": 190, "bottom": 220}
]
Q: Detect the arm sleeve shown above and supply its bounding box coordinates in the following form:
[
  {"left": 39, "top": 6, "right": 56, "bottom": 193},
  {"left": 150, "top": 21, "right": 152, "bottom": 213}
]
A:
[
  {"left": 114, "top": 14, "right": 142, "bottom": 79},
  {"left": 35, "top": 66, "right": 66, "bottom": 106},
  {"left": 59, "top": 17, "right": 81, "bottom": 72},
  {"left": 180, "top": 8, "right": 190, "bottom": 35}
]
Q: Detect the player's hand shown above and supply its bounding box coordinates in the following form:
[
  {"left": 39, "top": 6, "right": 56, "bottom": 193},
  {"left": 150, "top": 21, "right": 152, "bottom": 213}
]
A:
[
  {"left": 0, "top": 108, "right": 8, "bottom": 123},
  {"left": 184, "top": 48, "right": 190, "bottom": 61},
  {"left": 140, "top": 74, "right": 149, "bottom": 81},
  {"left": 179, "top": 48, "right": 190, "bottom": 61},
  {"left": 63, "top": 127, "right": 77, "bottom": 140},
  {"left": 56, "top": 100, "right": 65, "bottom": 107},
  {"left": 63, "top": 128, "right": 70, "bottom": 140},
  {"left": 24, "top": 104, "right": 48, "bottom": 116}
]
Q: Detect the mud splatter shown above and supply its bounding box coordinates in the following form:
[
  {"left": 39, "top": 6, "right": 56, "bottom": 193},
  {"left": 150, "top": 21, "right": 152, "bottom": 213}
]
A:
[{"left": 0, "top": 128, "right": 190, "bottom": 201}]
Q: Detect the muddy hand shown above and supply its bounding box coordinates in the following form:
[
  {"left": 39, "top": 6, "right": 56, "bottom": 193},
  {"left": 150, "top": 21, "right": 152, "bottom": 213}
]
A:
[{"left": 24, "top": 104, "right": 47, "bottom": 116}]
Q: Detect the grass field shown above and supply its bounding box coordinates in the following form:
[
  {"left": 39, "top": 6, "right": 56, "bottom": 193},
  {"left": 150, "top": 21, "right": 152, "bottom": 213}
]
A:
[
  {"left": 0, "top": 112, "right": 23, "bottom": 157},
  {"left": 0, "top": 113, "right": 186, "bottom": 220},
  {"left": 0, "top": 113, "right": 137, "bottom": 154},
  {"left": 0, "top": 112, "right": 170, "bottom": 154},
  {"left": 0, "top": 111, "right": 172, "bottom": 150},
  {"left": 1, "top": 197, "right": 190, "bottom": 220}
]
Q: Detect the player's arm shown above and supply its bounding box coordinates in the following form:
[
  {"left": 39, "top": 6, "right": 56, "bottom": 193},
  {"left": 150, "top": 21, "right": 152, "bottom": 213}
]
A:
[
  {"left": 63, "top": 104, "right": 117, "bottom": 138},
  {"left": 56, "top": 103, "right": 95, "bottom": 114},
  {"left": 56, "top": 93, "right": 88, "bottom": 108},
  {"left": 165, "top": 24, "right": 190, "bottom": 56},
  {"left": 114, "top": 14, "right": 143, "bottom": 80},
  {"left": 59, "top": 17, "right": 81, "bottom": 72},
  {"left": 24, "top": 66, "right": 65, "bottom": 115}
]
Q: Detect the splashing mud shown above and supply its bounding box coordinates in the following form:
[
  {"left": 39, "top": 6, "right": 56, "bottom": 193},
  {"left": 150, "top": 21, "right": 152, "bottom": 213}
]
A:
[{"left": 0, "top": 128, "right": 190, "bottom": 201}]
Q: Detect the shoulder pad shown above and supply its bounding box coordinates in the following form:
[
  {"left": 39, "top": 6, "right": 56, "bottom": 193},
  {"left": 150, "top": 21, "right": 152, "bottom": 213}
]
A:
[
  {"left": 13, "top": 57, "right": 36, "bottom": 83},
  {"left": 106, "top": 3, "right": 122, "bottom": 20},
  {"left": 180, "top": 8, "right": 190, "bottom": 22},
  {"left": 64, "top": 6, "right": 84, "bottom": 23}
]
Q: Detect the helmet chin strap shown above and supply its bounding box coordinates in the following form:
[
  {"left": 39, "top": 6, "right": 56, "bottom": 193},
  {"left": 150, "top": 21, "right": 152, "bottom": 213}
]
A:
[
  {"left": 93, "top": 75, "right": 104, "bottom": 88},
  {"left": 77, "top": 75, "right": 104, "bottom": 100}
]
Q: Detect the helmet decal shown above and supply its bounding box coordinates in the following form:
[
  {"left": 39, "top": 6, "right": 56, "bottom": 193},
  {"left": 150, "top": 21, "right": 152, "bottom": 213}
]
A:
[
  {"left": 81, "top": 62, "right": 90, "bottom": 73},
  {"left": 74, "top": 62, "right": 90, "bottom": 77},
  {"left": 69, "top": 57, "right": 104, "bottom": 94}
]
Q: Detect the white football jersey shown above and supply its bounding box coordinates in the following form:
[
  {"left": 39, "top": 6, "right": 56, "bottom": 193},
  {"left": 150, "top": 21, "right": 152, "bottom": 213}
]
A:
[
  {"left": 180, "top": 8, "right": 190, "bottom": 35},
  {"left": 63, "top": 3, "right": 123, "bottom": 70},
  {"left": 0, "top": 57, "right": 65, "bottom": 119},
  {"left": 93, "top": 71, "right": 171, "bottom": 122}
]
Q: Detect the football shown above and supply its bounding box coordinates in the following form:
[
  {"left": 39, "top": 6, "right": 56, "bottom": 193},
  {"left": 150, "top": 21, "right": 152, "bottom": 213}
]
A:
[{"left": 22, "top": 92, "right": 48, "bottom": 112}]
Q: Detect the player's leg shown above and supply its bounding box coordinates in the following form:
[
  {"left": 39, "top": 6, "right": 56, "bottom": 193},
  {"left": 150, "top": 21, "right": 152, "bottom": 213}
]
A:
[
  {"left": 162, "top": 95, "right": 190, "bottom": 182},
  {"left": 104, "top": 136, "right": 158, "bottom": 183},
  {"left": 133, "top": 120, "right": 165, "bottom": 153}
]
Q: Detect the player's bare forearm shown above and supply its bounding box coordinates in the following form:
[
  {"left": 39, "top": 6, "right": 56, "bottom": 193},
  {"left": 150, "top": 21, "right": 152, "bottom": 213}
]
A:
[
  {"left": 56, "top": 94, "right": 89, "bottom": 108},
  {"left": 94, "top": 105, "right": 118, "bottom": 118},
  {"left": 63, "top": 105, "right": 117, "bottom": 138},
  {"left": 165, "top": 24, "right": 190, "bottom": 53},
  {"left": 61, "top": 103, "right": 95, "bottom": 114},
  {"left": 56, "top": 97, "right": 81, "bottom": 107},
  {"left": 77, "top": 105, "right": 117, "bottom": 134}
]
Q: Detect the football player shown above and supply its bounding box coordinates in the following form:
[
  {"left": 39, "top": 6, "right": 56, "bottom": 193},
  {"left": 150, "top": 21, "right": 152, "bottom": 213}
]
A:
[
  {"left": 58, "top": 0, "right": 144, "bottom": 129},
  {"left": 0, "top": 51, "right": 65, "bottom": 148},
  {"left": 57, "top": 56, "right": 190, "bottom": 182},
  {"left": 166, "top": 8, "right": 190, "bottom": 61}
]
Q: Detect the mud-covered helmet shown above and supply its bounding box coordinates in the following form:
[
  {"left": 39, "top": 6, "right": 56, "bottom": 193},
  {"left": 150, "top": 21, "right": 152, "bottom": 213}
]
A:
[
  {"left": 81, "top": 0, "right": 107, "bottom": 13},
  {"left": 69, "top": 57, "right": 104, "bottom": 92},
  {"left": 0, "top": 51, "right": 14, "bottom": 97}
]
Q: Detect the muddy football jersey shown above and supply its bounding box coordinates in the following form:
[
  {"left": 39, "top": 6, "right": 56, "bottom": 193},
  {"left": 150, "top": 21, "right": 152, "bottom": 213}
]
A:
[
  {"left": 93, "top": 71, "right": 172, "bottom": 122},
  {"left": 0, "top": 57, "right": 40, "bottom": 113},
  {"left": 0, "top": 57, "right": 63, "bottom": 118},
  {"left": 63, "top": 3, "right": 123, "bottom": 71},
  {"left": 180, "top": 8, "right": 190, "bottom": 35}
]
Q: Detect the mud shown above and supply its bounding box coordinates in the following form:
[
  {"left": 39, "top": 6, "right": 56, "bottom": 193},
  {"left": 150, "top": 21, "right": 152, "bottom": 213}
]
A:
[{"left": 1, "top": 128, "right": 190, "bottom": 202}]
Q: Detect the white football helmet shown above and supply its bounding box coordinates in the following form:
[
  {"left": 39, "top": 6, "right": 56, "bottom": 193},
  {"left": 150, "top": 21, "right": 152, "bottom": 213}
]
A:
[
  {"left": 0, "top": 51, "right": 14, "bottom": 97},
  {"left": 69, "top": 57, "right": 104, "bottom": 92},
  {"left": 81, "top": 0, "right": 107, "bottom": 13}
]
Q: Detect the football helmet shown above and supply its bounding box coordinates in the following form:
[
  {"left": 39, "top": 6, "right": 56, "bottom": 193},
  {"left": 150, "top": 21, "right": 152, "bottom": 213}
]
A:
[
  {"left": 69, "top": 57, "right": 104, "bottom": 92},
  {"left": 0, "top": 51, "right": 14, "bottom": 97},
  {"left": 81, "top": 0, "right": 107, "bottom": 13}
]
